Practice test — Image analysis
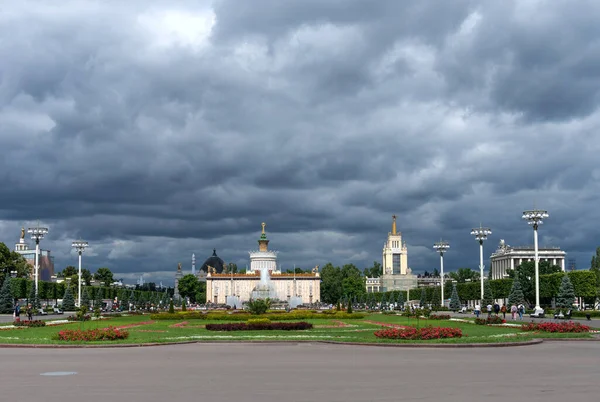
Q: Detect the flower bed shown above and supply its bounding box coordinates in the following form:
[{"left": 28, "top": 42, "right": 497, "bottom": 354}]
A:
[
  {"left": 13, "top": 320, "right": 46, "bottom": 327},
  {"left": 474, "top": 316, "right": 505, "bottom": 325},
  {"left": 57, "top": 326, "right": 130, "bottom": 341},
  {"left": 205, "top": 322, "right": 313, "bottom": 331},
  {"left": 428, "top": 314, "right": 451, "bottom": 320},
  {"left": 374, "top": 326, "right": 462, "bottom": 340},
  {"left": 67, "top": 314, "right": 91, "bottom": 322},
  {"left": 521, "top": 322, "right": 590, "bottom": 333}
]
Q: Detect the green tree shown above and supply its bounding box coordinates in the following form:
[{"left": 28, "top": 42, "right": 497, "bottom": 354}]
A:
[
  {"left": 181, "top": 298, "right": 187, "bottom": 312},
  {"left": 62, "top": 286, "right": 76, "bottom": 311},
  {"left": 247, "top": 298, "right": 270, "bottom": 315},
  {"left": 80, "top": 288, "right": 90, "bottom": 309},
  {"left": 590, "top": 246, "right": 600, "bottom": 286},
  {"left": 320, "top": 263, "right": 343, "bottom": 304},
  {"left": 94, "top": 267, "right": 114, "bottom": 286},
  {"left": 419, "top": 288, "right": 426, "bottom": 307},
  {"left": 178, "top": 274, "right": 200, "bottom": 303},
  {"left": 364, "top": 261, "right": 382, "bottom": 278},
  {"left": 59, "top": 265, "right": 78, "bottom": 278},
  {"left": 507, "top": 277, "right": 525, "bottom": 306},
  {"left": 0, "top": 276, "right": 14, "bottom": 314},
  {"left": 508, "top": 261, "right": 562, "bottom": 305},
  {"left": 168, "top": 298, "right": 175, "bottom": 313},
  {"left": 482, "top": 280, "right": 494, "bottom": 306},
  {"left": 555, "top": 274, "right": 575, "bottom": 312},
  {"left": 94, "top": 287, "right": 103, "bottom": 309},
  {"left": 431, "top": 287, "right": 441, "bottom": 310},
  {"left": 448, "top": 268, "right": 480, "bottom": 283},
  {"left": 81, "top": 269, "right": 93, "bottom": 286},
  {"left": 0, "top": 242, "right": 30, "bottom": 284},
  {"left": 397, "top": 291, "right": 405, "bottom": 308},
  {"left": 449, "top": 283, "right": 461, "bottom": 311}
]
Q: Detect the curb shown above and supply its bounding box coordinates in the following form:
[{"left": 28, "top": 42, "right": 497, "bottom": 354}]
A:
[{"left": 0, "top": 338, "right": 545, "bottom": 349}]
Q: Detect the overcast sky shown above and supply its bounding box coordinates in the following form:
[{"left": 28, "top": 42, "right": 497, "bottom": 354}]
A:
[{"left": 1, "top": 0, "right": 599, "bottom": 285}]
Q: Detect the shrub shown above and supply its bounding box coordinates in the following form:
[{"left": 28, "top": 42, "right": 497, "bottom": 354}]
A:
[
  {"left": 13, "top": 320, "right": 46, "bottom": 327},
  {"left": 62, "top": 287, "right": 76, "bottom": 311},
  {"left": 374, "top": 326, "right": 462, "bottom": 340},
  {"left": 168, "top": 299, "right": 175, "bottom": 314},
  {"left": 206, "top": 322, "right": 313, "bottom": 331},
  {"left": 247, "top": 299, "right": 271, "bottom": 315},
  {"left": 247, "top": 318, "right": 271, "bottom": 325},
  {"left": 67, "top": 314, "right": 91, "bottom": 322},
  {"left": 429, "top": 314, "right": 451, "bottom": 320},
  {"left": 521, "top": 322, "right": 590, "bottom": 333},
  {"left": 474, "top": 316, "right": 505, "bottom": 325},
  {"left": 57, "top": 326, "right": 129, "bottom": 341}
]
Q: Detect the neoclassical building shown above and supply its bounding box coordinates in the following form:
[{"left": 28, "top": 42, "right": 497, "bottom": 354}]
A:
[
  {"left": 365, "top": 216, "right": 417, "bottom": 293},
  {"left": 490, "top": 239, "right": 566, "bottom": 279},
  {"left": 205, "top": 223, "right": 321, "bottom": 306}
]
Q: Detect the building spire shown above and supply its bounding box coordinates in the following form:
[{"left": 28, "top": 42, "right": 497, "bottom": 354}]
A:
[
  {"left": 392, "top": 215, "right": 397, "bottom": 235},
  {"left": 258, "top": 222, "right": 269, "bottom": 251}
]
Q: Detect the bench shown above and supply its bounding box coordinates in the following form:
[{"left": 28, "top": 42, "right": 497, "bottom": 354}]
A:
[{"left": 553, "top": 309, "right": 572, "bottom": 319}]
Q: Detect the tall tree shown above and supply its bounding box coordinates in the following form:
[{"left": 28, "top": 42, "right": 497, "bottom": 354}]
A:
[
  {"left": 62, "top": 286, "right": 76, "bottom": 311},
  {"left": 507, "top": 277, "right": 525, "bottom": 306},
  {"left": 0, "top": 277, "right": 14, "bottom": 314},
  {"left": 320, "top": 263, "right": 343, "bottom": 304},
  {"left": 94, "top": 287, "right": 103, "bottom": 309},
  {"left": 178, "top": 274, "right": 200, "bottom": 303},
  {"left": 364, "top": 261, "right": 382, "bottom": 278},
  {"left": 448, "top": 268, "right": 480, "bottom": 283},
  {"left": 81, "top": 269, "right": 93, "bottom": 286},
  {"left": 94, "top": 267, "right": 114, "bottom": 286},
  {"left": 449, "top": 283, "right": 461, "bottom": 311},
  {"left": 419, "top": 288, "right": 426, "bottom": 307},
  {"left": 0, "top": 242, "right": 30, "bottom": 284},
  {"left": 59, "top": 265, "right": 78, "bottom": 278},
  {"left": 555, "top": 274, "right": 575, "bottom": 312},
  {"left": 482, "top": 280, "right": 494, "bottom": 306},
  {"left": 80, "top": 288, "right": 90, "bottom": 308},
  {"left": 590, "top": 246, "right": 600, "bottom": 286},
  {"left": 431, "top": 287, "right": 441, "bottom": 309}
]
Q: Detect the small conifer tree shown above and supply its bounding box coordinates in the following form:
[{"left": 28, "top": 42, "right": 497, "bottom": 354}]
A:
[
  {"left": 62, "top": 286, "right": 76, "bottom": 311},
  {"left": 556, "top": 274, "right": 575, "bottom": 313},
  {"left": 28, "top": 284, "right": 41, "bottom": 310},
  {"left": 347, "top": 294, "right": 353, "bottom": 314},
  {"left": 449, "top": 283, "right": 461, "bottom": 312},
  {"left": 80, "top": 288, "right": 90, "bottom": 309},
  {"left": 168, "top": 298, "right": 175, "bottom": 314},
  {"left": 507, "top": 277, "right": 525, "bottom": 306},
  {"left": 182, "top": 298, "right": 187, "bottom": 311},
  {"left": 431, "top": 287, "right": 441, "bottom": 310},
  {"left": 419, "top": 288, "right": 426, "bottom": 308},
  {"left": 482, "top": 280, "right": 494, "bottom": 307},
  {"left": 94, "top": 288, "right": 103, "bottom": 309},
  {"left": 397, "top": 291, "right": 405, "bottom": 308},
  {"left": 0, "top": 277, "right": 14, "bottom": 314}
]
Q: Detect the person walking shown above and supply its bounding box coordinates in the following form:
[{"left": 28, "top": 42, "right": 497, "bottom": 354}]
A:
[
  {"left": 501, "top": 304, "right": 507, "bottom": 319},
  {"left": 474, "top": 304, "right": 481, "bottom": 318},
  {"left": 486, "top": 304, "right": 493, "bottom": 318},
  {"left": 14, "top": 302, "right": 21, "bottom": 322},
  {"left": 493, "top": 302, "right": 500, "bottom": 316},
  {"left": 510, "top": 304, "right": 517, "bottom": 320},
  {"left": 26, "top": 304, "right": 33, "bottom": 321},
  {"left": 517, "top": 304, "right": 524, "bottom": 320}
]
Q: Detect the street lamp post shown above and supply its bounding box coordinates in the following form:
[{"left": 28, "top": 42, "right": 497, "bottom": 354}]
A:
[
  {"left": 72, "top": 240, "right": 89, "bottom": 308},
  {"left": 470, "top": 226, "right": 492, "bottom": 302},
  {"left": 522, "top": 209, "right": 549, "bottom": 315},
  {"left": 433, "top": 240, "right": 450, "bottom": 307},
  {"left": 27, "top": 224, "right": 49, "bottom": 298}
]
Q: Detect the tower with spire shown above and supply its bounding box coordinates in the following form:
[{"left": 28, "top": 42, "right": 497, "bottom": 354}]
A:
[
  {"left": 249, "top": 222, "right": 278, "bottom": 274},
  {"left": 375, "top": 215, "right": 416, "bottom": 293},
  {"left": 174, "top": 262, "right": 183, "bottom": 299}
]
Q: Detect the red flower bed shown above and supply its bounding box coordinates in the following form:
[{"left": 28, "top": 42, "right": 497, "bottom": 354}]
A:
[
  {"left": 428, "top": 314, "right": 451, "bottom": 320},
  {"left": 521, "top": 322, "right": 590, "bottom": 333},
  {"left": 206, "top": 322, "right": 313, "bottom": 331},
  {"left": 374, "top": 326, "right": 462, "bottom": 340},
  {"left": 13, "top": 320, "right": 46, "bottom": 327},
  {"left": 57, "top": 326, "right": 129, "bottom": 341}
]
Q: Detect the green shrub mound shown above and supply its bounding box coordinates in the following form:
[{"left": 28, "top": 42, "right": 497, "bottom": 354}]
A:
[
  {"left": 150, "top": 311, "right": 366, "bottom": 321},
  {"left": 474, "top": 316, "right": 505, "bottom": 325},
  {"left": 13, "top": 320, "right": 46, "bottom": 327},
  {"left": 206, "top": 321, "right": 313, "bottom": 331}
]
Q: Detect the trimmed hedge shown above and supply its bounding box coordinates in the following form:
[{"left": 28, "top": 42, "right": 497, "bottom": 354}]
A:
[
  {"left": 13, "top": 320, "right": 46, "bottom": 327},
  {"left": 150, "top": 311, "right": 367, "bottom": 321},
  {"left": 474, "top": 316, "right": 505, "bottom": 325},
  {"left": 206, "top": 322, "right": 313, "bottom": 331}
]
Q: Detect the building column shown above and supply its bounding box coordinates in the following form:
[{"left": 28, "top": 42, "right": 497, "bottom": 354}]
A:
[
  {"left": 561, "top": 259, "right": 565, "bottom": 272},
  {"left": 510, "top": 258, "right": 514, "bottom": 272}
]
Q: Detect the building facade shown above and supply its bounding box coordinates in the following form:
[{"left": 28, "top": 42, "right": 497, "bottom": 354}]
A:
[
  {"left": 490, "top": 239, "right": 566, "bottom": 279},
  {"left": 365, "top": 216, "right": 417, "bottom": 293},
  {"left": 14, "top": 227, "right": 55, "bottom": 281}
]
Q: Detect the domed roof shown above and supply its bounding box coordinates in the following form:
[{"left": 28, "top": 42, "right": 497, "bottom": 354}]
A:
[{"left": 200, "top": 249, "right": 226, "bottom": 274}]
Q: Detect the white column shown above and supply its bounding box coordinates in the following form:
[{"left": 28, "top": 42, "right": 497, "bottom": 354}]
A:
[
  {"left": 561, "top": 259, "right": 565, "bottom": 272},
  {"left": 78, "top": 251, "right": 82, "bottom": 307},
  {"left": 553, "top": 258, "right": 557, "bottom": 266},
  {"left": 510, "top": 258, "right": 514, "bottom": 271},
  {"left": 479, "top": 241, "right": 484, "bottom": 299},
  {"left": 34, "top": 240, "right": 40, "bottom": 296},
  {"left": 440, "top": 253, "right": 444, "bottom": 305},
  {"left": 534, "top": 225, "right": 540, "bottom": 310}
]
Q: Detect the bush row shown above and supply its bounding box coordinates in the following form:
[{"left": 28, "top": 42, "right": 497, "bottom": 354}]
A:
[
  {"left": 205, "top": 322, "right": 313, "bottom": 331},
  {"left": 150, "top": 311, "right": 366, "bottom": 321},
  {"left": 428, "top": 314, "right": 451, "bottom": 320},
  {"left": 521, "top": 322, "right": 590, "bottom": 333},
  {"left": 13, "top": 320, "right": 46, "bottom": 327},
  {"left": 56, "top": 327, "right": 129, "bottom": 341},
  {"left": 374, "top": 326, "right": 462, "bottom": 340},
  {"left": 474, "top": 316, "right": 505, "bottom": 325}
]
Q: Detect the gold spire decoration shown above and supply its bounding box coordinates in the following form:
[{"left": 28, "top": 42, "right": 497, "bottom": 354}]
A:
[
  {"left": 261, "top": 222, "right": 266, "bottom": 235},
  {"left": 392, "top": 215, "right": 397, "bottom": 235},
  {"left": 20, "top": 227, "right": 25, "bottom": 239}
]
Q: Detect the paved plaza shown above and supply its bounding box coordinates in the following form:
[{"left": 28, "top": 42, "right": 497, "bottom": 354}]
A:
[{"left": 1, "top": 341, "right": 599, "bottom": 402}]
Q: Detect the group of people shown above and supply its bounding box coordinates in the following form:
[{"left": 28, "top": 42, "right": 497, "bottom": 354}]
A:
[
  {"left": 473, "top": 302, "right": 525, "bottom": 320},
  {"left": 13, "top": 303, "right": 34, "bottom": 322}
]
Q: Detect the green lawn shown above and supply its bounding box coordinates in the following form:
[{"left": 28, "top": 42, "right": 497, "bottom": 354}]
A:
[{"left": 0, "top": 313, "right": 594, "bottom": 345}]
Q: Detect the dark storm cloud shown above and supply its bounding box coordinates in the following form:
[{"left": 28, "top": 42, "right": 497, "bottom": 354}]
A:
[{"left": 1, "top": 0, "right": 600, "bottom": 284}]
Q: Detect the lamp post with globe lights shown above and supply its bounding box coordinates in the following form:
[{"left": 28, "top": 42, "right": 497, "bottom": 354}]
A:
[
  {"left": 522, "top": 209, "right": 549, "bottom": 315},
  {"left": 72, "top": 240, "right": 89, "bottom": 307},
  {"left": 433, "top": 240, "right": 450, "bottom": 307},
  {"left": 27, "top": 224, "right": 49, "bottom": 297},
  {"left": 470, "top": 226, "right": 492, "bottom": 302}
]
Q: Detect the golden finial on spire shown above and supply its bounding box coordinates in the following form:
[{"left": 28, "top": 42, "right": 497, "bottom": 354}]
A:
[
  {"left": 20, "top": 227, "right": 25, "bottom": 239},
  {"left": 261, "top": 222, "right": 266, "bottom": 235},
  {"left": 392, "top": 215, "right": 397, "bottom": 235}
]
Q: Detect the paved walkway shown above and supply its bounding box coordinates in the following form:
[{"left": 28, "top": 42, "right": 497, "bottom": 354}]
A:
[
  {"left": 1, "top": 342, "right": 599, "bottom": 402},
  {"left": 445, "top": 311, "right": 600, "bottom": 328}
]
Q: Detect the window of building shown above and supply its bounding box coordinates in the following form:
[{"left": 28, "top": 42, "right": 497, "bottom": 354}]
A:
[{"left": 392, "top": 254, "right": 401, "bottom": 275}]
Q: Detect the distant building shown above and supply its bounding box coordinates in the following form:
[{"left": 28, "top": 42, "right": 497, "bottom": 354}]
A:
[
  {"left": 14, "top": 227, "right": 54, "bottom": 281},
  {"left": 490, "top": 239, "right": 566, "bottom": 279},
  {"left": 365, "top": 216, "right": 417, "bottom": 293}
]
